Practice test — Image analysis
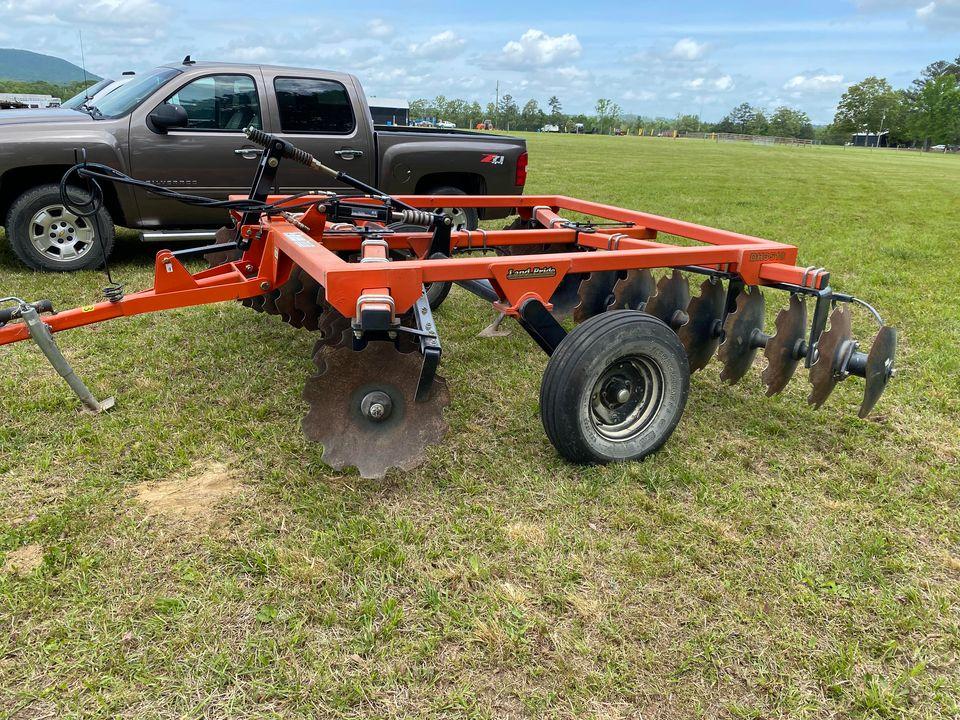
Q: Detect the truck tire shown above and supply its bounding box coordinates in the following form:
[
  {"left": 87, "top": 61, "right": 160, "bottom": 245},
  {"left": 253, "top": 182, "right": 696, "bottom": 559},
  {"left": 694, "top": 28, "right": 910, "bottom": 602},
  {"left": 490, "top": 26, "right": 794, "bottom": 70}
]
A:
[
  {"left": 5, "top": 184, "right": 115, "bottom": 271},
  {"left": 416, "top": 186, "right": 478, "bottom": 309},
  {"left": 425, "top": 185, "right": 479, "bottom": 232}
]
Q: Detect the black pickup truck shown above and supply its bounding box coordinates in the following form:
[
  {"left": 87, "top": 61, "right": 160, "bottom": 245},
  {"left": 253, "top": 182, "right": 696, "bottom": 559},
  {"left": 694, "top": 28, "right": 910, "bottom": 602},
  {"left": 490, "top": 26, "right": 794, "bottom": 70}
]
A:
[{"left": 0, "top": 59, "right": 528, "bottom": 270}]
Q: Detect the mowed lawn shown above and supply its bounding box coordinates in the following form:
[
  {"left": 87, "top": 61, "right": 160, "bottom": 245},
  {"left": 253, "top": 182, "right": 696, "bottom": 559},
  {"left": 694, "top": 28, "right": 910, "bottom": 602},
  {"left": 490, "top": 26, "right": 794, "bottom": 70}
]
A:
[{"left": 0, "top": 134, "right": 958, "bottom": 719}]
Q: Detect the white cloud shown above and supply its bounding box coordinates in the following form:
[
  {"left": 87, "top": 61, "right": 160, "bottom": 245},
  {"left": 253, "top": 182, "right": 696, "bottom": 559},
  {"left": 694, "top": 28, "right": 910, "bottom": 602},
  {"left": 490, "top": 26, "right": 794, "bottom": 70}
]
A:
[
  {"left": 915, "top": 0, "right": 960, "bottom": 28},
  {"left": 554, "top": 65, "right": 589, "bottom": 81},
  {"left": 668, "top": 37, "right": 708, "bottom": 61},
  {"left": 783, "top": 72, "right": 846, "bottom": 92},
  {"left": 684, "top": 75, "right": 733, "bottom": 91},
  {"left": 408, "top": 30, "right": 465, "bottom": 59},
  {"left": 367, "top": 18, "right": 392, "bottom": 38},
  {"left": 500, "top": 29, "right": 581, "bottom": 67},
  {"left": 0, "top": 0, "right": 166, "bottom": 26}
]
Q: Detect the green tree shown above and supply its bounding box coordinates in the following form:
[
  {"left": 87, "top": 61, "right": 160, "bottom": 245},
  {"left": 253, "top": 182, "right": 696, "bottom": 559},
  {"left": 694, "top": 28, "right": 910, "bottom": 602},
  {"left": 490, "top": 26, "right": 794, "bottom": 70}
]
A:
[
  {"left": 910, "top": 74, "right": 960, "bottom": 148},
  {"left": 595, "top": 98, "right": 621, "bottom": 134},
  {"left": 499, "top": 94, "right": 519, "bottom": 129},
  {"left": 769, "top": 106, "right": 814, "bottom": 139},
  {"left": 520, "top": 99, "right": 544, "bottom": 131},
  {"left": 833, "top": 77, "right": 901, "bottom": 138},
  {"left": 548, "top": 95, "right": 562, "bottom": 124}
]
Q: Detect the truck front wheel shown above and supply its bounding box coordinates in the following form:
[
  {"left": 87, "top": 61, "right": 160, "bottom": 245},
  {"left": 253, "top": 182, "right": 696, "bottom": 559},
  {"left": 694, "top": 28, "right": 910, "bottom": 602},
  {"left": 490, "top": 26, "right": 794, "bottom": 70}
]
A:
[{"left": 5, "top": 184, "right": 115, "bottom": 271}]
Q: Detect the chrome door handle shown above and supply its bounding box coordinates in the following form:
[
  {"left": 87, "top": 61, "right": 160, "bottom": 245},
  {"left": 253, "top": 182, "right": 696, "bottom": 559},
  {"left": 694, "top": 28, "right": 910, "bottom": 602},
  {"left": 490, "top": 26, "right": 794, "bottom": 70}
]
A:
[
  {"left": 234, "top": 147, "right": 263, "bottom": 159},
  {"left": 334, "top": 149, "right": 364, "bottom": 160}
]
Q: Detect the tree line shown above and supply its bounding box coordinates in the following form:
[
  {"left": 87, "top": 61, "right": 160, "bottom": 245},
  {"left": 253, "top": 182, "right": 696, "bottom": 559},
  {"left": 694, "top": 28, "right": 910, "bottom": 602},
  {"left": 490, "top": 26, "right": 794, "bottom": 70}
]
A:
[
  {"left": 824, "top": 55, "right": 960, "bottom": 148},
  {"left": 410, "top": 54, "right": 959, "bottom": 147},
  {"left": 0, "top": 79, "right": 93, "bottom": 100}
]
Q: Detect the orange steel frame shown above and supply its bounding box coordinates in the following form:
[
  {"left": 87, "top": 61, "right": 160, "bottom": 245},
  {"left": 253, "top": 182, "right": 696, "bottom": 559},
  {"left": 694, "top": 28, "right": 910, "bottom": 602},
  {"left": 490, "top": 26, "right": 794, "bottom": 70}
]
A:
[{"left": 0, "top": 194, "right": 826, "bottom": 346}]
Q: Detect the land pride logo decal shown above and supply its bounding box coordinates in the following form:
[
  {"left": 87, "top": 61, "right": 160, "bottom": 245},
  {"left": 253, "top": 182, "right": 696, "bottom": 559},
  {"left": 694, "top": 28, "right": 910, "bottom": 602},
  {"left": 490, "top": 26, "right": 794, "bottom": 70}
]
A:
[{"left": 506, "top": 266, "right": 558, "bottom": 280}]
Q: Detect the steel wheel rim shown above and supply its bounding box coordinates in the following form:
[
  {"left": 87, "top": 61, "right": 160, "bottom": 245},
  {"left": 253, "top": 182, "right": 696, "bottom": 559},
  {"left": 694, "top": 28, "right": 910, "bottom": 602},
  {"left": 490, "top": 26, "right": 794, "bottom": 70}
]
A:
[
  {"left": 441, "top": 206, "right": 469, "bottom": 230},
  {"left": 29, "top": 204, "right": 95, "bottom": 262},
  {"left": 589, "top": 355, "right": 664, "bottom": 441}
]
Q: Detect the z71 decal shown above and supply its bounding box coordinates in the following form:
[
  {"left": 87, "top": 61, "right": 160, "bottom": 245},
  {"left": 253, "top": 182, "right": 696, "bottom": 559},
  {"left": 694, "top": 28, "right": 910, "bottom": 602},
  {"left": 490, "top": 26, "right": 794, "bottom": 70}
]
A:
[{"left": 480, "top": 154, "right": 505, "bottom": 165}]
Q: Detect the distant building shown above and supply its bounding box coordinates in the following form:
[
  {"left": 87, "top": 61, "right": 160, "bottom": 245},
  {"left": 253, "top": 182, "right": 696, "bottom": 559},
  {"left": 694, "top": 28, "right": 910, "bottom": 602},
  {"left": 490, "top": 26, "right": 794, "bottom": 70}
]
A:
[
  {"left": 369, "top": 97, "right": 409, "bottom": 126},
  {"left": 852, "top": 130, "right": 889, "bottom": 147},
  {"left": 0, "top": 93, "right": 61, "bottom": 109}
]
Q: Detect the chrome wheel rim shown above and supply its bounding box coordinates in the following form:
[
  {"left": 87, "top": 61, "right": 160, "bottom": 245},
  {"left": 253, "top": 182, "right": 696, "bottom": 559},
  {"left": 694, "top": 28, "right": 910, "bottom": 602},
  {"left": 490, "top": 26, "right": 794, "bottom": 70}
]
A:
[
  {"left": 589, "top": 355, "right": 664, "bottom": 441},
  {"left": 29, "top": 204, "right": 95, "bottom": 263}
]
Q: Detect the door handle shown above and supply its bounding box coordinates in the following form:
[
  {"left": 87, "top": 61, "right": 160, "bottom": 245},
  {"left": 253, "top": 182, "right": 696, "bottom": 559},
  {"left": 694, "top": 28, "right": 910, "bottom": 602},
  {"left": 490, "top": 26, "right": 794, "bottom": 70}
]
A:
[
  {"left": 334, "top": 149, "right": 364, "bottom": 160},
  {"left": 234, "top": 147, "right": 263, "bottom": 159}
]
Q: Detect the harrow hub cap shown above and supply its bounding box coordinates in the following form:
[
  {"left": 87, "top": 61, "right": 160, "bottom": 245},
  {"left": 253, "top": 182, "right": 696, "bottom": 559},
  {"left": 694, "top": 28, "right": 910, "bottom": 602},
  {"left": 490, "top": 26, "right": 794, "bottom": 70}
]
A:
[{"left": 589, "top": 356, "right": 664, "bottom": 442}]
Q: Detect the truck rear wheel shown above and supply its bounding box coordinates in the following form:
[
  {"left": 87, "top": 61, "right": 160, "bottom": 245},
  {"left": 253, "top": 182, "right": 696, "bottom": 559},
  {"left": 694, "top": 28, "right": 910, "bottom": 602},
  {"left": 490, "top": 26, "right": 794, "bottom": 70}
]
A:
[{"left": 5, "top": 184, "right": 115, "bottom": 271}]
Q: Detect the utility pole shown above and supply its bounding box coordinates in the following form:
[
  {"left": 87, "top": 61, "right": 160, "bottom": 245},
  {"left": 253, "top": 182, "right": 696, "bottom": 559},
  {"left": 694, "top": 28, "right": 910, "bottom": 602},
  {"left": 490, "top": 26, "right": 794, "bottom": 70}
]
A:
[
  {"left": 495, "top": 81, "right": 499, "bottom": 130},
  {"left": 876, "top": 112, "right": 887, "bottom": 149}
]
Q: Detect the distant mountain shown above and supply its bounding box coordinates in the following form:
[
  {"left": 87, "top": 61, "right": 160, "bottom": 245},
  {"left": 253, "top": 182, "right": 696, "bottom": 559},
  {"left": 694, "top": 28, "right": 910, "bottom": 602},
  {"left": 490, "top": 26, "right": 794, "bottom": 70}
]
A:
[{"left": 0, "top": 48, "right": 100, "bottom": 83}]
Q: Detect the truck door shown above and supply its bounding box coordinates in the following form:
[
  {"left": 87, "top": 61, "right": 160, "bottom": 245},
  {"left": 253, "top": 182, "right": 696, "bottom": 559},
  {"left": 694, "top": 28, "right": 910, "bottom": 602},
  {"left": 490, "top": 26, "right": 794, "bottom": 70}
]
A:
[
  {"left": 128, "top": 72, "right": 269, "bottom": 228},
  {"left": 264, "top": 74, "right": 375, "bottom": 193}
]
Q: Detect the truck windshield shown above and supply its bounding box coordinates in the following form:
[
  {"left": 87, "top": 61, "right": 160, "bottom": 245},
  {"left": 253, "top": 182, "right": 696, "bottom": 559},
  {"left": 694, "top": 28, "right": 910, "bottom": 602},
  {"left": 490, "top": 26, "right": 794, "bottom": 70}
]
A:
[
  {"left": 93, "top": 67, "right": 182, "bottom": 119},
  {"left": 62, "top": 79, "right": 114, "bottom": 110}
]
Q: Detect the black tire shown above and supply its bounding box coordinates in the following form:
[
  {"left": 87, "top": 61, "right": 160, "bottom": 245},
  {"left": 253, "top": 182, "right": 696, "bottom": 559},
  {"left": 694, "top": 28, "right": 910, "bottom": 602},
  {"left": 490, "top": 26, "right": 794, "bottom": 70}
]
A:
[
  {"left": 5, "top": 184, "right": 115, "bottom": 271},
  {"left": 540, "top": 310, "right": 690, "bottom": 464}
]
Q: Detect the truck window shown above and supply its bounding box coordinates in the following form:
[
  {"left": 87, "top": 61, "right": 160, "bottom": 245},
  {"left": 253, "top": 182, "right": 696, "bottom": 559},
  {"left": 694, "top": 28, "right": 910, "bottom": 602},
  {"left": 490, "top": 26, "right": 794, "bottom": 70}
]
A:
[
  {"left": 165, "top": 75, "right": 262, "bottom": 131},
  {"left": 95, "top": 67, "right": 181, "bottom": 119},
  {"left": 274, "top": 77, "right": 354, "bottom": 134}
]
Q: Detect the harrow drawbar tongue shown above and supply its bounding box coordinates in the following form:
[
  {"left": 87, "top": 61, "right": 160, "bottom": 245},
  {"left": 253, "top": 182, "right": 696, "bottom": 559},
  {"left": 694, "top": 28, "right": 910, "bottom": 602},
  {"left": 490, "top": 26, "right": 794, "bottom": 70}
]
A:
[{"left": 0, "top": 129, "right": 898, "bottom": 478}]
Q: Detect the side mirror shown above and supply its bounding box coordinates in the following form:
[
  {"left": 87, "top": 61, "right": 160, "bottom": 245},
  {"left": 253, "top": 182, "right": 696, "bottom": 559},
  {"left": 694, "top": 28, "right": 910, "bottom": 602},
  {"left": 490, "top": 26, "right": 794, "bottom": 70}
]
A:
[{"left": 148, "top": 103, "right": 188, "bottom": 133}]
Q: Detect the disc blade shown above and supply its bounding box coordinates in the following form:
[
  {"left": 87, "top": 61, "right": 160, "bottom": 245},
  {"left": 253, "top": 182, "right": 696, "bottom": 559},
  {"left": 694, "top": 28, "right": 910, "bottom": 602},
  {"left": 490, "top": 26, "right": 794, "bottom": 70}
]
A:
[
  {"left": 302, "top": 342, "right": 449, "bottom": 479},
  {"left": 859, "top": 325, "right": 897, "bottom": 418},
  {"left": 717, "top": 286, "right": 765, "bottom": 384},
  {"left": 275, "top": 267, "right": 305, "bottom": 328},
  {"left": 573, "top": 271, "right": 619, "bottom": 323},
  {"left": 644, "top": 270, "right": 691, "bottom": 330},
  {"left": 203, "top": 226, "right": 243, "bottom": 267},
  {"left": 295, "top": 275, "right": 327, "bottom": 332},
  {"left": 549, "top": 273, "right": 585, "bottom": 319},
  {"left": 677, "top": 278, "right": 725, "bottom": 372},
  {"left": 807, "top": 305, "right": 852, "bottom": 408},
  {"left": 609, "top": 269, "right": 656, "bottom": 311},
  {"left": 762, "top": 294, "right": 807, "bottom": 395}
]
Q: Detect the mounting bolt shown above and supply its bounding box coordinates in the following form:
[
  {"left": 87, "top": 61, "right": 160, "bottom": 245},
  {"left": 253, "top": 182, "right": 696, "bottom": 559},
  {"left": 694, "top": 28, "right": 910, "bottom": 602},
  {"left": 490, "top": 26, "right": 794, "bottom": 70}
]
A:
[
  {"left": 360, "top": 391, "right": 393, "bottom": 422},
  {"left": 245, "top": 264, "right": 255, "bottom": 274},
  {"left": 268, "top": 157, "right": 279, "bottom": 168},
  {"left": 259, "top": 281, "right": 270, "bottom": 291}
]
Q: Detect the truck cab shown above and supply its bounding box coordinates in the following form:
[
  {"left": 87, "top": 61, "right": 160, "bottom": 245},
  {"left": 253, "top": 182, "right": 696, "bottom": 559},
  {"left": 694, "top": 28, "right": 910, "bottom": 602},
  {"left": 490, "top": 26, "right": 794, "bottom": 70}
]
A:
[{"left": 0, "top": 59, "right": 527, "bottom": 271}]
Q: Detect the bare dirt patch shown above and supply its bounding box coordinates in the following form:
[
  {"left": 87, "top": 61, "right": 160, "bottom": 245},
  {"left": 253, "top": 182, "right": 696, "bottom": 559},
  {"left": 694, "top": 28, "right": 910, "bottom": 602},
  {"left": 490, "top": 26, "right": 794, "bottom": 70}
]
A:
[
  {"left": 135, "top": 460, "right": 241, "bottom": 524},
  {"left": 2, "top": 543, "right": 43, "bottom": 575}
]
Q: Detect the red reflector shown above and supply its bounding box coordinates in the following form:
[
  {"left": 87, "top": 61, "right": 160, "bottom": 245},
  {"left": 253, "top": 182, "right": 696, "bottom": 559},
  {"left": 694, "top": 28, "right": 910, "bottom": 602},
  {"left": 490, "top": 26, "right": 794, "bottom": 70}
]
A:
[{"left": 515, "top": 151, "right": 528, "bottom": 187}]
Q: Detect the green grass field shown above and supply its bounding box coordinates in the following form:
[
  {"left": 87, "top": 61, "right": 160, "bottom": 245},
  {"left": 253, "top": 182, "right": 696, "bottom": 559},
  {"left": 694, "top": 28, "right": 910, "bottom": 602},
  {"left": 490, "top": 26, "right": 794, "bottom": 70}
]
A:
[{"left": 0, "top": 135, "right": 958, "bottom": 719}]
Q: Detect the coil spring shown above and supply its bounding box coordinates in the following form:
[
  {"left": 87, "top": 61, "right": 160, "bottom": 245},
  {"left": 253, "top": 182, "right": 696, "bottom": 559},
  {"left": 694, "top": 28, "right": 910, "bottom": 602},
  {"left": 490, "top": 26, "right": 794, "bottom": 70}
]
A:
[
  {"left": 103, "top": 283, "right": 124, "bottom": 303},
  {"left": 394, "top": 209, "right": 436, "bottom": 226},
  {"left": 244, "top": 127, "right": 314, "bottom": 168}
]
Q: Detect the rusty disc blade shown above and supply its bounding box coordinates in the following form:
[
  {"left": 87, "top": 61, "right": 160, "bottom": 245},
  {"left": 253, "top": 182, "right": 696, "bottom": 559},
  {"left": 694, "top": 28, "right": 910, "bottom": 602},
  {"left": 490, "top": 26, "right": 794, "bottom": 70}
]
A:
[
  {"left": 807, "top": 305, "right": 852, "bottom": 409},
  {"left": 609, "top": 269, "right": 656, "bottom": 311},
  {"left": 303, "top": 342, "right": 450, "bottom": 479},
  {"left": 549, "top": 273, "right": 585, "bottom": 319},
  {"left": 295, "top": 275, "right": 327, "bottom": 332},
  {"left": 203, "top": 226, "right": 243, "bottom": 267},
  {"left": 678, "top": 278, "right": 725, "bottom": 373},
  {"left": 859, "top": 325, "right": 897, "bottom": 418},
  {"left": 275, "top": 267, "right": 305, "bottom": 328},
  {"left": 718, "top": 286, "right": 765, "bottom": 384},
  {"left": 572, "top": 271, "right": 619, "bottom": 323},
  {"left": 762, "top": 294, "right": 807, "bottom": 396},
  {"left": 644, "top": 270, "right": 691, "bottom": 330}
]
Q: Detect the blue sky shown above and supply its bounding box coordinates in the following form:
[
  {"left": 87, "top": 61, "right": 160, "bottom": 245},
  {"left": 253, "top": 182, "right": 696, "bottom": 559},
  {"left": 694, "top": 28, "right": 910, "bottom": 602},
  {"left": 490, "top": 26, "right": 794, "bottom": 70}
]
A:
[{"left": 1, "top": 0, "right": 957, "bottom": 123}]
